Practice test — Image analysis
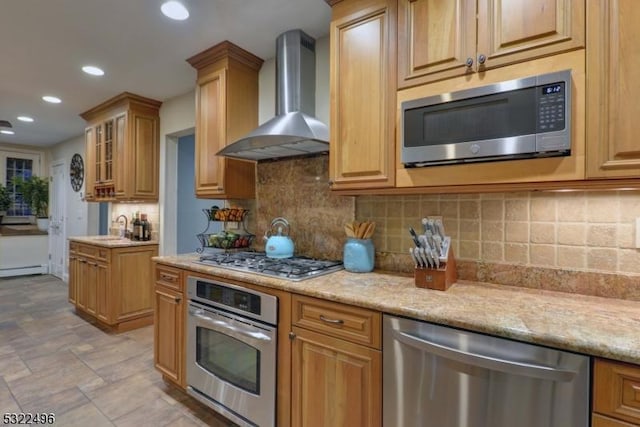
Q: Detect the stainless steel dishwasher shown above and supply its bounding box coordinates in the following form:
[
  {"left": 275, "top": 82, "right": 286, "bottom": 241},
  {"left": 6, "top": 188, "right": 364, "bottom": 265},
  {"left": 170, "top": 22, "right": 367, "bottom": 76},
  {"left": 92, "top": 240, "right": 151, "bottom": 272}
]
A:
[{"left": 383, "top": 314, "right": 590, "bottom": 427}]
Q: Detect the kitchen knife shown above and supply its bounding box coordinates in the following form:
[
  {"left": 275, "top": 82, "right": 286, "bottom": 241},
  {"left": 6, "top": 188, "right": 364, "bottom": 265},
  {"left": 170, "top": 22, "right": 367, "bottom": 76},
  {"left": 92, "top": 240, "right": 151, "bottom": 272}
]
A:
[
  {"left": 433, "top": 234, "right": 443, "bottom": 257},
  {"left": 414, "top": 247, "right": 424, "bottom": 267},
  {"left": 435, "top": 219, "right": 446, "bottom": 240},
  {"left": 410, "top": 248, "right": 420, "bottom": 268},
  {"left": 409, "top": 227, "right": 422, "bottom": 248},
  {"left": 419, "top": 247, "right": 434, "bottom": 269}
]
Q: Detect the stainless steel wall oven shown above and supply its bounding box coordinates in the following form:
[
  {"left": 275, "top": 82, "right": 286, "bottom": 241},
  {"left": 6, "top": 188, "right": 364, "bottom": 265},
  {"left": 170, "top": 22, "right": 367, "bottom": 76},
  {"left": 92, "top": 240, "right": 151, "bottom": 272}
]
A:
[{"left": 186, "top": 276, "right": 278, "bottom": 427}]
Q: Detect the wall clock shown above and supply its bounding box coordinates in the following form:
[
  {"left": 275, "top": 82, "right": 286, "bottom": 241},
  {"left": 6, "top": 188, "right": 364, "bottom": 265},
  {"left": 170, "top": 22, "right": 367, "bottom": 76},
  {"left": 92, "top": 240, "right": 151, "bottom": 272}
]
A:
[{"left": 70, "top": 153, "right": 84, "bottom": 192}]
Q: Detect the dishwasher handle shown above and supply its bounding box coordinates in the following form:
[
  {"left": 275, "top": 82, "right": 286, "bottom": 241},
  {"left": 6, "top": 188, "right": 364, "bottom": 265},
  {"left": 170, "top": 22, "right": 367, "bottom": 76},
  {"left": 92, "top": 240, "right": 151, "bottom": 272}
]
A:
[{"left": 393, "top": 329, "right": 577, "bottom": 382}]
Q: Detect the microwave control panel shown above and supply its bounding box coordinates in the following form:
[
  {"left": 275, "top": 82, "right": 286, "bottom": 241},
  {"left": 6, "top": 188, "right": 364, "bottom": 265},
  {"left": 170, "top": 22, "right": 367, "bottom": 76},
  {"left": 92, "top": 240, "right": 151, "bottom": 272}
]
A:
[{"left": 537, "top": 82, "right": 566, "bottom": 132}]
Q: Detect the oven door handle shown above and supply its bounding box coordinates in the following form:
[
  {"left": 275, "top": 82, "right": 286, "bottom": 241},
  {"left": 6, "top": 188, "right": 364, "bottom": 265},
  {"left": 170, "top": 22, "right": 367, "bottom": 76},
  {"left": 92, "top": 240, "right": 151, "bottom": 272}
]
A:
[
  {"left": 393, "top": 329, "right": 577, "bottom": 382},
  {"left": 191, "top": 309, "right": 273, "bottom": 342}
]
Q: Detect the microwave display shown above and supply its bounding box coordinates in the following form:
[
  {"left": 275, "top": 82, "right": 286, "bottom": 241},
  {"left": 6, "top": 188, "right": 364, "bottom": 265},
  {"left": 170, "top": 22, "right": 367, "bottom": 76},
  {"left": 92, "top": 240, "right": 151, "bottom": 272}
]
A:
[{"left": 401, "top": 69, "right": 571, "bottom": 167}]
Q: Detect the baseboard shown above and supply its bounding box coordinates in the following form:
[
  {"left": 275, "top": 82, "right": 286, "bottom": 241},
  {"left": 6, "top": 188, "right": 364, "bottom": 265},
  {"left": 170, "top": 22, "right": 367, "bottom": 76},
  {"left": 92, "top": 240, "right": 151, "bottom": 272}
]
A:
[{"left": 0, "top": 264, "right": 49, "bottom": 278}]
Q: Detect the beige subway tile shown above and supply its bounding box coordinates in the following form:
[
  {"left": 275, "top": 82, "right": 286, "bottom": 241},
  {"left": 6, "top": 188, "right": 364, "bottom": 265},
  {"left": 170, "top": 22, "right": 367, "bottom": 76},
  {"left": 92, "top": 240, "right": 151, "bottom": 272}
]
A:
[
  {"left": 385, "top": 218, "right": 403, "bottom": 237},
  {"left": 480, "top": 192, "right": 505, "bottom": 199},
  {"left": 419, "top": 199, "right": 440, "bottom": 217},
  {"left": 459, "top": 220, "right": 480, "bottom": 240},
  {"left": 440, "top": 194, "right": 459, "bottom": 200},
  {"left": 385, "top": 235, "right": 405, "bottom": 253},
  {"left": 619, "top": 192, "right": 640, "bottom": 222},
  {"left": 556, "top": 193, "right": 586, "bottom": 222},
  {"left": 587, "top": 192, "right": 619, "bottom": 223},
  {"left": 505, "top": 222, "right": 529, "bottom": 243},
  {"left": 481, "top": 221, "right": 504, "bottom": 242},
  {"left": 385, "top": 200, "right": 402, "bottom": 218},
  {"left": 587, "top": 224, "right": 617, "bottom": 247},
  {"left": 530, "top": 222, "right": 556, "bottom": 244},
  {"left": 504, "top": 243, "right": 529, "bottom": 264},
  {"left": 443, "top": 219, "right": 459, "bottom": 240},
  {"left": 505, "top": 192, "right": 530, "bottom": 199},
  {"left": 481, "top": 242, "right": 504, "bottom": 262},
  {"left": 557, "top": 246, "right": 587, "bottom": 269},
  {"left": 481, "top": 200, "right": 504, "bottom": 221},
  {"left": 557, "top": 223, "right": 586, "bottom": 245},
  {"left": 587, "top": 248, "right": 618, "bottom": 272},
  {"left": 530, "top": 244, "right": 556, "bottom": 267},
  {"left": 618, "top": 223, "right": 635, "bottom": 249},
  {"left": 619, "top": 249, "right": 640, "bottom": 274},
  {"left": 459, "top": 193, "right": 480, "bottom": 200},
  {"left": 440, "top": 201, "right": 459, "bottom": 218},
  {"left": 403, "top": 200, "right": 420, "bottom": 218},
  {"left": 459, "top": 241, "right": 480, "bottom": 260},
  {"left": 530, "top": 197, "right": 556, "bottom": 222},
  {"left": 505, "top": 200, "right": 529, "bottom": 221},
  {"left": 459, "top": 201, "right": 480, "bottom": 219}
]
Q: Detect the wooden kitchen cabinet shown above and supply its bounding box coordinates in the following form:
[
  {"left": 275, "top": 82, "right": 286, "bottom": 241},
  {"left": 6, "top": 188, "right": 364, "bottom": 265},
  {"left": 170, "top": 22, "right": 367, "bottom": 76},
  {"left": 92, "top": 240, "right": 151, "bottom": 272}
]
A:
[
  {"left": 67, "top": 241, "right": 157, "bottom": 332},
  {"left": 586, "top": 0, "right": 640, "bottom": 178},
  {"left": 398, "top": 0, "right": 585, "bottom": 88},
  {"left": 153, "top": 263, "right": 185, "bottom": 387},
  {"left": 593, "top": 358, "right": 640, "bottom": 426},
  {"left": 187, "top": 41, "right": 263, "bottom": 199},
  {"left": 80, "top": 93, "right": 161, "bottom": 202},
  {"left": 327, "top": 0, "right": 397, "bottom": 191},
  {"left": 290, "top": 294, "right": 382, "bottom": 427}
]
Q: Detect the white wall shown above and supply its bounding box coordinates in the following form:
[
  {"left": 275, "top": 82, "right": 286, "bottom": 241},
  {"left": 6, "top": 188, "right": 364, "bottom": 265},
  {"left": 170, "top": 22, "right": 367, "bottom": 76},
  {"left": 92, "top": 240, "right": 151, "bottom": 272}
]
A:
[{"left": 49, "top": 134, "right": 97, "bottom": 238}]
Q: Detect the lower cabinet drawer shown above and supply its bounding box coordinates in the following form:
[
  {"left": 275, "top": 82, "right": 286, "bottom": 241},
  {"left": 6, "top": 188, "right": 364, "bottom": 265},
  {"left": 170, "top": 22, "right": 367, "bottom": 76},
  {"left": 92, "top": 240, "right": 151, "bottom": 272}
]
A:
[
  {"left": 155, "top": 264, "right": 183, "bottom": 292},
  {"left": 291, "top": 294, "right": 381, "bottom": 349},
  {"left": 593, "top": 414, "right": 639, "bottom": 427},
  {"left": 594, "top": 358, "right": 640, "bottom": 425}
]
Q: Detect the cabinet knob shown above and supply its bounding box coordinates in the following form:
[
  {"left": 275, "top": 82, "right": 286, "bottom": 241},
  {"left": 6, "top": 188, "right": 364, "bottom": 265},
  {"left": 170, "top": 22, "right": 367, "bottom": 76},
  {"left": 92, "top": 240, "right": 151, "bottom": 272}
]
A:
[
  {"left": 478, "top": 54, "right": 487, "bottom": 65},
  {"left": 328, "top": 180, "right": 334, "bottom": 186},
  {"left": 175, "top": 296, "right": 181, "bottom": 303},
  {"left": 288, "top": 332, "right": 296, "bottom": 340},
  {"left": 465, "top": 57, "right": 473, "bottom": 68},
  {"left": 217, "top": 186, "right": 223, "bottom": 191}
]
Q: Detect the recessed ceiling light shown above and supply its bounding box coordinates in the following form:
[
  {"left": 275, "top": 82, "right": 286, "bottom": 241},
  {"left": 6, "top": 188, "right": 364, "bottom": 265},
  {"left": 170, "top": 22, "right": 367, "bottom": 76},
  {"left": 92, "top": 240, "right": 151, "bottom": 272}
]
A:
[
  {"left": 0, "top": 130, "right": 15, "bottom": 135},
  {"left": 17, "top": 116, "right": 34, "bottom": 123},
  {"left": 161, "top": 1, "right": 189, "bottom": 20},
  {"left": 82, "top": 65, "right": 105, "bottom": 76},
  {"left": 42, "top": 95, "right": 62, "bottom": 104}
]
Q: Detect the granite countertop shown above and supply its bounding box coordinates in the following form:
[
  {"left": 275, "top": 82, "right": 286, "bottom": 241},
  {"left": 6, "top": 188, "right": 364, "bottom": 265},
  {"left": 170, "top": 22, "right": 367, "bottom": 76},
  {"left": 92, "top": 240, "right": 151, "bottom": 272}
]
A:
[
  {"left": 154, "top": 253, "right": 640, "bottom": 365},
  {"left": 69, "top": 235, "right": 159, "bottom": 248}
]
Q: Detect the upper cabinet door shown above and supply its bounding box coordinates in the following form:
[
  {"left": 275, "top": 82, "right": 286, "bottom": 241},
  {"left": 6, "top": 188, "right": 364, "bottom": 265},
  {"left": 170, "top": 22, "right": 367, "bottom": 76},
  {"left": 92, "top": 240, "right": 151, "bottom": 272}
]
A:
[
  {"left": 477, "top": 0, "right": 585, "bottom": 71},
  {"left": 586, "top": 0, "right": 640, "bottom": 178},
  {"left": 195, "top": 68, "right": 227, "bottom": 197},
  {"left": 398, "top": 0, "right": 476, "bottom": 88},
  {"left": 84, "top": 127, "right": 95, "bottom": 201},
  {"left": 329, "top": 0, "right": 397, "bottom": 190}
]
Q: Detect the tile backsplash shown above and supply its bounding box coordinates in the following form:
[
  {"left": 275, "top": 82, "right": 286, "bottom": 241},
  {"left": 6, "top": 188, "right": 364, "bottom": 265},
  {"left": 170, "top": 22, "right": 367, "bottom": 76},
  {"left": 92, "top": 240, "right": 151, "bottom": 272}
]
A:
[
  {"left": 358, "top": 191, "right": 640, "bottom": 275},
  {"left": 249, "top": 155, "right": 639, "bottom": 292}
]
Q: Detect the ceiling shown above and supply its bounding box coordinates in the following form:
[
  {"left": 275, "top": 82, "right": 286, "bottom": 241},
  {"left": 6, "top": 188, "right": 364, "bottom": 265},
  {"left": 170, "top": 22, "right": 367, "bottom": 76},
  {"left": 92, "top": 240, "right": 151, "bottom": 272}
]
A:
[{"left": 0, "top": 0, "right": 332, "bottom": 147}]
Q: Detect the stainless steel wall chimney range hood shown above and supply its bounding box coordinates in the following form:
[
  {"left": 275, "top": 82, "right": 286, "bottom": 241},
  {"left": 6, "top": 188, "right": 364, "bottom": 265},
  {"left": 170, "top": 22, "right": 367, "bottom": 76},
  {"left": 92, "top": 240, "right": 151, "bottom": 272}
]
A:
[{"left": 217, "top": 29, "right": 329, "bottom": 161}]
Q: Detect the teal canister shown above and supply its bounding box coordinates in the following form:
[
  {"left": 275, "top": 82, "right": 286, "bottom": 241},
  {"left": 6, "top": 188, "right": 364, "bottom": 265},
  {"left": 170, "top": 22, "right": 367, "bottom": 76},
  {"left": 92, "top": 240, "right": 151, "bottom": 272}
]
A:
[{"left": 343, "top": 238, "right": 375, "bottom": 273}]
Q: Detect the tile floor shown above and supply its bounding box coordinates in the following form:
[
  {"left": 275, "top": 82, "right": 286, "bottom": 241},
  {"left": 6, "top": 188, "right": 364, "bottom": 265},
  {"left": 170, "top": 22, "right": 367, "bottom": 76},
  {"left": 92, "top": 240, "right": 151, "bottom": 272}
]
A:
[{"left": 0, "top": 274, "right": 236, "bottom": 426}]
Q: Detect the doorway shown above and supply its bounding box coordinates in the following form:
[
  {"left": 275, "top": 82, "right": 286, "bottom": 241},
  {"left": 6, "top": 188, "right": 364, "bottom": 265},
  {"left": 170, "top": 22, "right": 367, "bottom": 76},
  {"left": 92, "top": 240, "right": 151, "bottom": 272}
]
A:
[
  {"left": 49, "top": 161, "right": 66, "bottom": 279},
  {"left": 176, "top": 134, "right": 222, "bottom": 254}
]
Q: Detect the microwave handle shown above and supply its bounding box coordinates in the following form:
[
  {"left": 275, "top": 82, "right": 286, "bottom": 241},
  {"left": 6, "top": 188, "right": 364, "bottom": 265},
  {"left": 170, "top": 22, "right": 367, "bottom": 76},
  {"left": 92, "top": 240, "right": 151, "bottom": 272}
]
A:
[
  {"left": 190, "top": 308, "right": 272, "bottom": 342},
  {"left": 393, "top": 329, "right": 576, "bottom": 382}
]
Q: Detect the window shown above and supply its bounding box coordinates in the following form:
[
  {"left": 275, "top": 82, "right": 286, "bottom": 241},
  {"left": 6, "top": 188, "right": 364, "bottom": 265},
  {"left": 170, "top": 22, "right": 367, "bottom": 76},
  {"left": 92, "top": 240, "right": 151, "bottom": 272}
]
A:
[{"left": 0, "top": 149, "right": 42, "bottom": 222}]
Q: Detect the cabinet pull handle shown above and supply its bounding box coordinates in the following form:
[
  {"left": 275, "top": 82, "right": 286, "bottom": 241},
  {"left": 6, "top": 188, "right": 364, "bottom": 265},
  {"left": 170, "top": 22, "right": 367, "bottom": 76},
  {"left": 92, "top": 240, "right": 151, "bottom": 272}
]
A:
[
  {"left": 175, "top": 296, "right": 181, "bottom": 303},
  {"left": 465, "top": 57, "right": 473, "bottom": 68},
  {"left": 478, "top": 54, "right": 487, "bottom": 65},
  {"left": 319, "top": 314, "right": 344, "bottom": 325},
  {"left": 79, "top": 259, "right": 87, "bottom": 263},
  {"left": 289, "top": 331, "right": 296, "bottom": 340},
  {"left": 160, "top": 273, "right": 176, "bottom": 281},
  {"left": 87, "top": 262, "right": 97, "bottom": 266}
]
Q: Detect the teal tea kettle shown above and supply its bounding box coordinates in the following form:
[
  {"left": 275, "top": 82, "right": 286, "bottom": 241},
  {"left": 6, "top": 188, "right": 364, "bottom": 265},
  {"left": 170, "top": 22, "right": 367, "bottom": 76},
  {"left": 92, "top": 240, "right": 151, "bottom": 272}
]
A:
[{"left": 264, "top": 217, "right": 294, "bottom": 258}]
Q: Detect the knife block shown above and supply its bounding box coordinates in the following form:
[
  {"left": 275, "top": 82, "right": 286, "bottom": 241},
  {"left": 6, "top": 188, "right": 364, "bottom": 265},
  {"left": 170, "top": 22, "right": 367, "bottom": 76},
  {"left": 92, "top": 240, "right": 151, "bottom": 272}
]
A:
[{"left": 414, "top": 249, "right": 457, "bottom": 291}]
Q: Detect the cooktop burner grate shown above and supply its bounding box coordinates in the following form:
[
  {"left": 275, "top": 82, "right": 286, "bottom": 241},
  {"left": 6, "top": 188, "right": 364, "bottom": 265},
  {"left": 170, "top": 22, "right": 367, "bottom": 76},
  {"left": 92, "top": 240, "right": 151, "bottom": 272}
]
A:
[{"left": 194, "top": 251, "right": 343, "bottom": 281}]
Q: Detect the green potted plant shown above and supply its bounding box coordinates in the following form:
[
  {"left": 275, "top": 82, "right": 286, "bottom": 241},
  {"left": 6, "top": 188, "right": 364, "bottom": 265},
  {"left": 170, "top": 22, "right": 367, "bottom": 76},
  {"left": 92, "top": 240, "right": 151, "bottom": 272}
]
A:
[
  {"left": 0, "top": 183, "right": 11, "bottom": 225},
  {"left": 12, "top": 175, "right": 49, "bottom": 231}
]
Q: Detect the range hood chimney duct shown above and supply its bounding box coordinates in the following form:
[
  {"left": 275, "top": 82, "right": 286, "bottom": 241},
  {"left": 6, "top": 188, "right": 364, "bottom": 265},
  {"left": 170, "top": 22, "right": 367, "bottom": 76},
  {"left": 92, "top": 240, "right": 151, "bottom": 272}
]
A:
[{"left": 217, "top": 29, "right": 329, "bottom": 161}]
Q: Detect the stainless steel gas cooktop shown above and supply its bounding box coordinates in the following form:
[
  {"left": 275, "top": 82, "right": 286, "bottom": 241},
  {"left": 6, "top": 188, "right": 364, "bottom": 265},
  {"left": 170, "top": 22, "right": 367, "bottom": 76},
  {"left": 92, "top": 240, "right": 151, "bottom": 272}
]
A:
[{"left": 194, "top": 251, "right": 343, "bottom": 282}]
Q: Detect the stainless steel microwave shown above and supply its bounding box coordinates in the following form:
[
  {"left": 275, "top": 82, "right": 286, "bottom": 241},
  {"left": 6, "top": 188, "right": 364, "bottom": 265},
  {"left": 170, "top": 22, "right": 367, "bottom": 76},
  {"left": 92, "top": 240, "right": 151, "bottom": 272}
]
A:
[{"left": 401, "top": 69, "right": 571, "bottom": 167}]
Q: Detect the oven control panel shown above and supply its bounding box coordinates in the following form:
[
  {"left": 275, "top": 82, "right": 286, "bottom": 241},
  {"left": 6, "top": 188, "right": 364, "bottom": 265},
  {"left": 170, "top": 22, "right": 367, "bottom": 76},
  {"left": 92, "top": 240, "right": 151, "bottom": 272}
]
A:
[{"left": 196, "top": 280, "right": 261, "bottom": 315}]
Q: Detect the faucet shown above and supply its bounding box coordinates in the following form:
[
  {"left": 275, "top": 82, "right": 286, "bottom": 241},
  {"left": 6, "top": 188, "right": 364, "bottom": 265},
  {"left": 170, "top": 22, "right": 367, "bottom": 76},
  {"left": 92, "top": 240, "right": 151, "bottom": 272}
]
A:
[{"left": 115, "top": 214, "right": 128, "bottom": 239}]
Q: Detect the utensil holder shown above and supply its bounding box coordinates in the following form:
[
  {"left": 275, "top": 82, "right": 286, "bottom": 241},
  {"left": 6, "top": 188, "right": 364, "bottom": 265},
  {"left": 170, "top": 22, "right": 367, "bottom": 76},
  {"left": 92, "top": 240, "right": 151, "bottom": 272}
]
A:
[{"left": 414, "top": 248, "right": 457, "bottom": 291}]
